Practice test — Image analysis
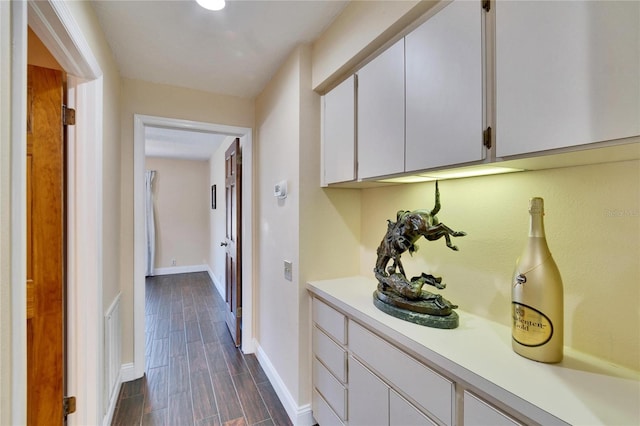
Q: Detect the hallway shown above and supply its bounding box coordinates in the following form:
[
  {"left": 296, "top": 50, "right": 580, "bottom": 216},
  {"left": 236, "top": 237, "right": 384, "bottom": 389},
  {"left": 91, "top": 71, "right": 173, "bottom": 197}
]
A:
[{"left": 111, "top": 272, "right": 292, "bottom": 425}]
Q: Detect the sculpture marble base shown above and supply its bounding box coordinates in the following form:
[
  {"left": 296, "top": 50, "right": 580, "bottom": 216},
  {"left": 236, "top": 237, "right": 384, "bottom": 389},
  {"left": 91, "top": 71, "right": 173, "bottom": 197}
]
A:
[{"left": 373, "top": 290, "right": 459, "bottom": 329}]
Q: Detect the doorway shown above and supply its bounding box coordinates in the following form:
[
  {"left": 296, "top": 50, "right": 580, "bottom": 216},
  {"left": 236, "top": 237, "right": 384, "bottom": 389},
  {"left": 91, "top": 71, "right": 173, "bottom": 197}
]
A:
[
  {"left": 133, "top": 114, "right": 254, "bottom": 377},
  {"left": 6, "top": 1, "right": 104, "bottom": 425}
]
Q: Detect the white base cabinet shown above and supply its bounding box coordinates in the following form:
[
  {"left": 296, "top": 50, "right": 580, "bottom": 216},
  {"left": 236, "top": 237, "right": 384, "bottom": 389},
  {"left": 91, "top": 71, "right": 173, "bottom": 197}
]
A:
[
  {"left": 310, "top": 296, "right": 526, "bottom": 426},
  {"left": 309, "top": 277, "right": 640, "bottom": 426}
]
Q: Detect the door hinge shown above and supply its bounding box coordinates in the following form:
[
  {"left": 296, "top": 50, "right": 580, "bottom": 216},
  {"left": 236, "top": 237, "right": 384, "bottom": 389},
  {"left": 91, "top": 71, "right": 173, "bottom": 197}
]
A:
[
  {"left": 482, "top": 0, "right": 490, "bottom": 12},
  {"left": 483, "top": 126, "right": 492, "bottom": 149},
  {"left": 236, "top": 151, "right": 243, "bottom": 166},
  {"left": 237, "top": 307, "right": 242, "bottom": 318},
  {"left": 63, "top": 105, "right": 76, "bottom": 126},
  {"left": 63, "top": 396, "right": 76, "bottom": 416}
]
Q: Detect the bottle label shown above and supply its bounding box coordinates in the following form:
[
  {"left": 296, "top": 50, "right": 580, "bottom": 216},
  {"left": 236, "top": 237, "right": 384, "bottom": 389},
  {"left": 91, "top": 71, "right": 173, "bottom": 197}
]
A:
[{"left": 512, "top": 302, "right": 554, "bottom": 347}]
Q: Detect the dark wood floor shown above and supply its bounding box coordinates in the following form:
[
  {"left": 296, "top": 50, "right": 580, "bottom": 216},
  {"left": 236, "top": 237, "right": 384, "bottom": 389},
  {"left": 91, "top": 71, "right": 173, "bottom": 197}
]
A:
[{"left": 111, "top": 272, "right": 293, "bottom": 426}]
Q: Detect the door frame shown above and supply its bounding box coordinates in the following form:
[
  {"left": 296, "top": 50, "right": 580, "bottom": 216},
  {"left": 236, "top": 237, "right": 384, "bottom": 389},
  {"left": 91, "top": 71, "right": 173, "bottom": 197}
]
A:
[
  {"left": 133, "top": 114, "right": 255, "bottom": 375},
  {"left": 4, "top": 1, "right": 104, "bottom": 425}
]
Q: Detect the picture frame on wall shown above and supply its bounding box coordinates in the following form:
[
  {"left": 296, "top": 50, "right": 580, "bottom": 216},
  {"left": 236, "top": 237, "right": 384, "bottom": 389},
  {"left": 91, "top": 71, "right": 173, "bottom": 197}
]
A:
[{"left": 211, "top": 184, "right": 216, "bottom": 209}]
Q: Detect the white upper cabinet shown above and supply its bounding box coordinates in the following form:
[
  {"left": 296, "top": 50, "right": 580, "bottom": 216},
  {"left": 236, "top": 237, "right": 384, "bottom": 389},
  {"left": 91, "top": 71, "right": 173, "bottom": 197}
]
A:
[
  {"left": 495, "top": 0, "right": 640, "bottom": 157},
  {"left": 357, "top": 38, "right": 405, "bottom": 179},
  {"left": 405, "top": 0, "right": 485, "bottom": 172},
  {"left": 322, "top": 75, "right": 356, "bottom": 185}
]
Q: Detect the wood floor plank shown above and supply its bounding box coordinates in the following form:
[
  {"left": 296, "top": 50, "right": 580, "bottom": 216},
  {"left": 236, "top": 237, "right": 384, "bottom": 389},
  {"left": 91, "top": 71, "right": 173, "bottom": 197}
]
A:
[
  {"left": 185, "top": 305, "right": 198, "bottom": 323},
  {"left": 222, "top": 418, "right": 246, "bottom": 426},
  {"left": 113, "top": 273, "right": 295, "bottom": 426},
  {"left": 167, "top": 391, "right": 194, "bottom": 426},
  {"left": 211, "top": 370, "right": 244, "bottom": 423},
  {"left": 199, "top": 319, "right": 218, "bottom": 344},
  {"left": 154, "top": 317, "right": 170, "bottom": 340},
  {"left": 144, "top": 366, "right": 168, "bottom": 414},
  {"left": 185, "top": 320, "right": 202, "bottom": 343},
  {"left": 170, "top": 329, "right": 187, "bottom": 358},
  {"left": 257, "top": 381, "right": 292, "bottom": 426},
  {"left": 187, "top": 340, "right": 208, "bottom": 373},
  {"left": 170, "top": 312, "right": 185, "bottom": 332},
  {"left": 196, "top": 415, "right": 222, "bottom": 426},
  {"left": 142, "top": 408, "right": 167, "bottom": 426},
  {"left": 244, "top": 354, "right": 269, "bottom": 385},
  {"left": 148, "top": 338, "right": 169, "bottom": 369},
  {"left": 233, "top": 372, "right": 271, "bottom": 425},
  {"left": 112, "top": 394, "right": 144, "bottom": 426},
  {"left": 120, "top": 376, "right": 145, "bottom": 398},
  {"left": 168, "top": 355, "right": 190, "bottom": 395},
  {"left": 204, "top": 342, "right": 229, "bottom": 374},
  {"left": 191, "top": 369, "right": 218, "bottom": 422}
]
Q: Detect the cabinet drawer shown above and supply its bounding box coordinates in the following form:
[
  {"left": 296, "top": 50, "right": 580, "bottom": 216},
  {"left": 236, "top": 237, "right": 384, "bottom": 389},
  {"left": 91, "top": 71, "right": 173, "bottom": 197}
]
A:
[
  {"left": 463, "top": 391, "right": 522, "bottom": 426},
  {"left": 313, "top": 389, "right": 345, "bottom": 426},
  {"left": 390, "top": 389, "right": 438, "bottom": 426},
  {"left": 312, "top": 298, "right": 346, "bottom": 344},
  {"left": 313, "top": 358, "right": 347, "bottom": 420},
  {"left": 349, "top": 321, "right": 454, "bottom": 425},
  {"left": 313, "top": 325, "right": 347, "bottom": 382}
]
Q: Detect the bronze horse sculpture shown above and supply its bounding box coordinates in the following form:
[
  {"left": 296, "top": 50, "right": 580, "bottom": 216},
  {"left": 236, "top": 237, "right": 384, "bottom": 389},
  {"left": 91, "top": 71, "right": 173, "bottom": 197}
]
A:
[{"left": 374, "top": 181, "right": 466, "bottom": 309}]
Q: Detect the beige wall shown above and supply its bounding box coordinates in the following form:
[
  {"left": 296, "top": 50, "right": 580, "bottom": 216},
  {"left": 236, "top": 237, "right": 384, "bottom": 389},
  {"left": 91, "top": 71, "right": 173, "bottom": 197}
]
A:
[
  {"left": 119, "top": 78, "right": 254, "bottom": 365},
  {"left": 254, "top": 43, "right": 362, "bottom": 412},
  {"left": 255, "top": 46, "right": 304, "bottom": 402},
  {"left": 359, "top": 161, "right": 640, "bottom": 370},
  {"left": 145, "top": 157, "right": 210, "bottom": 269}
]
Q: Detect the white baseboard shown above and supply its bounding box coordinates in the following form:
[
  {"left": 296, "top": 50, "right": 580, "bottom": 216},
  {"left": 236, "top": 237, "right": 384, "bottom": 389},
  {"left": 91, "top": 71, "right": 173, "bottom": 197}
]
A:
[
  {"left": 103, "top": 362, "right": 137, "bottom": 426},
  {"left": 153, "top": 264, "right": 209, "bottom": 276},
  {"left": 102, "top": 387, "right": 119, "bottom": 426},
  {"left": 254, "top": 341, "right": 314, "bottom": 426},
  {"left": 207, "top": 266, "right": 225, "bottom": 299},
  {"left": 102, "top": 371, "right": 122, "bottom": 426},
  {"left": 120, "top": 362, "right": 137, "bottom": 382}
]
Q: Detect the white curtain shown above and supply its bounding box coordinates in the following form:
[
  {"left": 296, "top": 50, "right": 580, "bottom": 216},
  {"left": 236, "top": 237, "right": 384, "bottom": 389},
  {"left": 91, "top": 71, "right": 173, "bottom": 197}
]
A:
[{"left": 145, "top": 170, "right": 156, "bottom": 276}]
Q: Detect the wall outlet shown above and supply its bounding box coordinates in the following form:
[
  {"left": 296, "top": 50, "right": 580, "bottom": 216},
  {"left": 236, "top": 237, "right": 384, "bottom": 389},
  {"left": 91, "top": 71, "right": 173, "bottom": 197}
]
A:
[
  {"left": 171, "top": 259, "right": 176, "bottom": 266},
  {"left": 284, "top": 260, "right": 293, "bottom": 281}
]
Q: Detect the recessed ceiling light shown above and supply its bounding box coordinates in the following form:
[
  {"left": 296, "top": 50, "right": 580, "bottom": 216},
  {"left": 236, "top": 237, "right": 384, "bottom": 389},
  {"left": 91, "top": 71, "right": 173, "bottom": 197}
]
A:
[{"left": 196, "top": 0, "right": 226, "bottom": 11}]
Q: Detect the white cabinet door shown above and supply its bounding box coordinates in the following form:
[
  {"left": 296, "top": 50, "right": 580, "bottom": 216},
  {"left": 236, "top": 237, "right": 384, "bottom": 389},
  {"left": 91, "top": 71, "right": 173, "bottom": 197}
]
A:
[
  {"left": 405, "top": 0, "right": 484, "bottom": 172},
  {"left": 323, "top": 76, "right": 356, "bottom": 185},
  {"left": 349, "top": 356, "right": 389, "bottom": 426},
  {"left": 496, "top": 0, "right": 640, "bottom": 157},
  {"left": 357, "top": 38, "right": 405, "bottom": 179}
]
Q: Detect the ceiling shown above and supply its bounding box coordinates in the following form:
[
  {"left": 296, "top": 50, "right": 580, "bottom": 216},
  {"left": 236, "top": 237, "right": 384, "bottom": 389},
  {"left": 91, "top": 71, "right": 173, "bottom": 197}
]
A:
[
  {"left": 91, "top": 0, "right": 348, "bottom": 99},
  {"left": 145, "top": 126, "right": 228, "bottom": 160},
  {"left": 92, "top": 0, "right": 348, "bottom": 160}
]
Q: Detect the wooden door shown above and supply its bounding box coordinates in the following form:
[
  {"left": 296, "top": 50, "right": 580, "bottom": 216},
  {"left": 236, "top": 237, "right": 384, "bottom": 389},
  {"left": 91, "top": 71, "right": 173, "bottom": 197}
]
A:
[
  {"left": 26, "top": 65, "right": 66, "bottom": 425},
  {"left": 223, "top": 138, "right": 242, "bottom": 347}
]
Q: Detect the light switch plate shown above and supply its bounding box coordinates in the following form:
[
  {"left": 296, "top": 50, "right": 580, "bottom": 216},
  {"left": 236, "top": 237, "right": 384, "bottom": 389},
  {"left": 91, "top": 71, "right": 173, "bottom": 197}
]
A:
[{"left": 284, "top": 260, "right": 293, "bottom": 281}]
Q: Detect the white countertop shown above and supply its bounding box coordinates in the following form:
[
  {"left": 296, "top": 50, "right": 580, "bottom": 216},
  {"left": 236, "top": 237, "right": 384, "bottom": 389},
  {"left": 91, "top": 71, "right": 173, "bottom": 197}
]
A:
[{"left": 307, "top": 276, "right": 640, "bottom": 426}]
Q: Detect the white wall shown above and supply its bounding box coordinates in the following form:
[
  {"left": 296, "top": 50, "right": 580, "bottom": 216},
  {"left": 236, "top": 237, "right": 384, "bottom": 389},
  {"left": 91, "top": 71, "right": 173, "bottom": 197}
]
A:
[{"left": 145, "top": 157, "right": 210, "bottom": 270}]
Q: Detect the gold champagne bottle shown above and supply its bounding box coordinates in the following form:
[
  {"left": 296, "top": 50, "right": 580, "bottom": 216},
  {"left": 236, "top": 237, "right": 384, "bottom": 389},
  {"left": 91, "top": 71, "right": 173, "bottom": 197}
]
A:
[{"left": 511, "top": 197, "right": 563, "bottom": 363}]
